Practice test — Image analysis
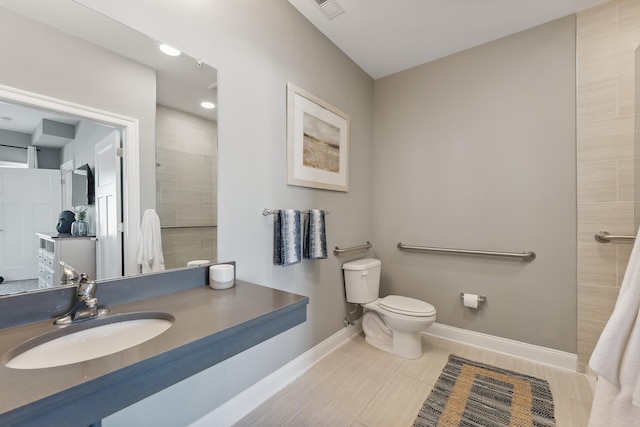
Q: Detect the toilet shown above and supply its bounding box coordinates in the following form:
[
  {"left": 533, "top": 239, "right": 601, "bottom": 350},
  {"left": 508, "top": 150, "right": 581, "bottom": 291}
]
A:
[{"left": 343, "top": 258, "right": 436, "bottom": 359}]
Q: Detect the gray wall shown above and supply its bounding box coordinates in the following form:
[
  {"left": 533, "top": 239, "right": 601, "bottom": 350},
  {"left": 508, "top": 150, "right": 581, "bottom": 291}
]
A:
[
  {"left": 1, "top": 1, "right": 578, "bottom": 425},
  {"left": 80, "top": 0, "right": 375, "bottom": 426},
  {"left": 0, "top": 7, "right": 157, "bottom": 212},
  {"left": 373, "top": 16, "right": 577, "bottom": 352},
  {"left": 0, "top": 129, "right": 59, "bottom": 168},
  {"left": 0, "top": 129, "right": 32, "bottom": 163}
]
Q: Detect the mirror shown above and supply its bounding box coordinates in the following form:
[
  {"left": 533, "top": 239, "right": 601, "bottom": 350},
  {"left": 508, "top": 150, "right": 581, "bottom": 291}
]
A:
[{"left": 0, "top": 2, "right": 218, "bottom": 295}]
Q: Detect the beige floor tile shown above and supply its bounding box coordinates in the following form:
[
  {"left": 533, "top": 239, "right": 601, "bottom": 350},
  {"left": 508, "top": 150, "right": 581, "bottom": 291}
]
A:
[
  {"left": 233, "top": 334, "right": 593, "bottom": 427},
  {"left": 356, "top": 372, "right": 432, "bottom": 427},
  {"left": 395, "top": 338, "right": 450, "bottom": 385},
  {"left": 547, "top": 369, "right": 593, "bottom": 427},
  {"left": 233, "top": 383, "right": 311, "bottom": 427}
]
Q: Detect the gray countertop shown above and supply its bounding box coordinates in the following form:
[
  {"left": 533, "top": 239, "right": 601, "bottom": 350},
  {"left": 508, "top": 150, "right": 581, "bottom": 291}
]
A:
[{"left": 0, "top": 280, "right": 308, "bottom": 427}]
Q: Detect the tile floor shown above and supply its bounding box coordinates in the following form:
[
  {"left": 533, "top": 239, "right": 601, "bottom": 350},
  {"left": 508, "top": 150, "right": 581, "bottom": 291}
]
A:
[{"left": 234, "top": 334, "right": 593, "bottom": 427}]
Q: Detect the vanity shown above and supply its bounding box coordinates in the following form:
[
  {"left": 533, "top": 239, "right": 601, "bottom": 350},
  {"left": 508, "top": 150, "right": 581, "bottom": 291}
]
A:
[{"left": 0, "top": 265, "right": 308, "bottom": 427}]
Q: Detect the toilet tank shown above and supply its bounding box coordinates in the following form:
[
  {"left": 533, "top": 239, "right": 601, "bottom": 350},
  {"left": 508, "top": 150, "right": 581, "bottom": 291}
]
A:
[{"left": 342, "top": 258, "right": 381, "bottom": 303}]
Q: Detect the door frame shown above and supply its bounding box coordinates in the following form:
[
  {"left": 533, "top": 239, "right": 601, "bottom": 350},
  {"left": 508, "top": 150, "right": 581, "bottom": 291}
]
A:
[{"left": 0, "top": 84, "right": 141, "bottom": 277}]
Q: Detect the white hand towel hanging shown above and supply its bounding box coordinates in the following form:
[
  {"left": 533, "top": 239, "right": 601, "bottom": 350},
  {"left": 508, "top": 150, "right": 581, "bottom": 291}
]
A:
[
  {"left": 136, "top": 209, "right": 165, "bottom": 274},
  {"left": 589, "top": 225, "right": 640, "bottom": 426}
]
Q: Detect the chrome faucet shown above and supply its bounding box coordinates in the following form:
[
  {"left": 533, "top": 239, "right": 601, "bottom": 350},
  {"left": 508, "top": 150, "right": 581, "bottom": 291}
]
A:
[
  {"left": 59, "top": 261, "right": 80, "bottom": 285},
  {"left": 55, "top": 263, "right": 109, "bottom": 325}
]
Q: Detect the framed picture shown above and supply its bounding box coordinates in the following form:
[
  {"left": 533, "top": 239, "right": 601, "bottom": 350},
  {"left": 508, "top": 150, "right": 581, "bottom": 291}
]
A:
[{"left": 287, "top": 83, "right": 350, "bottom": 192}]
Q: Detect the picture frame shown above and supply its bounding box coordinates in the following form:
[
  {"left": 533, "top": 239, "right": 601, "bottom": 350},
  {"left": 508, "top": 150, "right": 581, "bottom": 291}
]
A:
[{"left": 286, "top": 83, "right": 350, "bottom": 192}]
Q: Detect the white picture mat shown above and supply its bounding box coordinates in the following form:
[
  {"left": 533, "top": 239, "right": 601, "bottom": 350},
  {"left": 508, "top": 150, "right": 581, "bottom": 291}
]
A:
[{"left": 287, "top": 83, "right": 349, "bottom": 192}]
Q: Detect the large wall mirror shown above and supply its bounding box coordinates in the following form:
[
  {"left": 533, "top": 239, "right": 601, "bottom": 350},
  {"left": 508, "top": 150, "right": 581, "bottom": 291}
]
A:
[{"left": 0, "top": 1, "right": 218, "bottom": 296}]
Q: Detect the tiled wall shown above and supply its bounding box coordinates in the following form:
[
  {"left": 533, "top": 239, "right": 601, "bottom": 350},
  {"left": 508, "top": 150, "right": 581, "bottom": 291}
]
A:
[
  {"left": 155, "top": 105, "right": 218, "bottom": 269},
  {"left": 576, "top": 0, "right": 640, "bottom": 372}
]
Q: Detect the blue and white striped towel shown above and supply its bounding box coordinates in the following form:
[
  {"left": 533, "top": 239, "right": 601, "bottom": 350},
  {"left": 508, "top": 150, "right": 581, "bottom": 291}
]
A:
[
  {"left": 303, "top": 209, "right": 327, "bottom": 260},
  {"left": 274, "top": 209, "right": 301, "bottom": 266}
]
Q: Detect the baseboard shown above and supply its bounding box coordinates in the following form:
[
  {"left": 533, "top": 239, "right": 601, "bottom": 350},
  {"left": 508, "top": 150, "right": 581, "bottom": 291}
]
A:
[
  {"left": 188, "top": 320, "right": 362, "bottom": 427},
  {"left": 585, "top": 365, "right": 598, "bottom": 392},
  {"left": 424, "top": 322, "right": 577, "bottom": 372}
]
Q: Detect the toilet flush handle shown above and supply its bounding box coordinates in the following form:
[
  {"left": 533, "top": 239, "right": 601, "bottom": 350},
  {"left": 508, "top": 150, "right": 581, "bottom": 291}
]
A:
[{"left": 362, "top": 271, "right": 368, "bottom": 276}]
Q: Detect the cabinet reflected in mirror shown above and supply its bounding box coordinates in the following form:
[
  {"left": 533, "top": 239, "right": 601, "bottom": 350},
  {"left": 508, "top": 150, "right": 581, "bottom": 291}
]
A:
[{"left": 0, "top": 3, "right": 217, "bottom": 295}]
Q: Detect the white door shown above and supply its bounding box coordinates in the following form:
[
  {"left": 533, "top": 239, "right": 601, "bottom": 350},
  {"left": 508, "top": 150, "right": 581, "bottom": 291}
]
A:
[
  {"left": 94, "top": 130, "right": 122, "bottom": 280},
  {"left": 0, "top": 168, "right": 61, "bottom": 281}
]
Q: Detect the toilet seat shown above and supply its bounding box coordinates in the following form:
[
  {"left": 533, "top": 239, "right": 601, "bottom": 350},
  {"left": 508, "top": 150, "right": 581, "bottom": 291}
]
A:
[{"left": 378, "top": 295, "right": 436, "bottom": 317}]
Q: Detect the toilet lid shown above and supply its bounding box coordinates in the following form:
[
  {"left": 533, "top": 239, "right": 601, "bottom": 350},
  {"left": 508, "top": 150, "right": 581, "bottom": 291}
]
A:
[{"left": 379, "top": 295, "right": 436, "bottom": 317}]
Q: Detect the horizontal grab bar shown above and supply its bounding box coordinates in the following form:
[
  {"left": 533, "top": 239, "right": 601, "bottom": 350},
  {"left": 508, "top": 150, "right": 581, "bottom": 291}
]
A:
[
  {"left": 397, "top": 242, "right": 535, "bottom": 261},
  {"left": 594, "top": 231, "right": 635, "bottom": 243},
  {"left": 334, "top": 241, "right": 372, "bottom": 256}
]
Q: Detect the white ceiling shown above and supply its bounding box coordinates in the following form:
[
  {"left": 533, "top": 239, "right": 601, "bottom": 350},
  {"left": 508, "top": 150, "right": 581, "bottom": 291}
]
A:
[
  {"left": 288, "top": 0, "right": 608, "bottom": 79},
  {"left": 0, "top": 101, "right": 80, "bottom": 136}
]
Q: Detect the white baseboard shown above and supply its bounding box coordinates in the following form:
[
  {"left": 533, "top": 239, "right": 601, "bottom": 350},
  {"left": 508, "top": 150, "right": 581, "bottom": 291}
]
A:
[
  {"left": 188, "top": 320, "right": 362, "bottom": 427},
  {"left": 190, "top": 320, "right": 577, "bottom": 427},
  {"left": 424, "top": 323, "right": 577, "bottom": 372},
  {"left": 585, "top": 365, "right": 598, "bottom": 392}
]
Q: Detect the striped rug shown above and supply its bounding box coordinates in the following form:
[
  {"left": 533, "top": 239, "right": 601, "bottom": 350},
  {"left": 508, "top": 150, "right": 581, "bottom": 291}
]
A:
[{"left": 413, "top": 355, "right": 555, "bottom": 427}]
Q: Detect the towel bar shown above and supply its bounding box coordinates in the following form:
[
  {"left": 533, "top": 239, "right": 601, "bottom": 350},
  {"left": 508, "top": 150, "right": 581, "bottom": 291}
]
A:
[
  {"left": 262, "top": 208, "right": 330, "bottom": 216},
  {"left": 334, "top": 241, "right": 372, "bottom": 256},
  {"left": 594, "top": 231, "right": 635, "bottom": 243},
  {"left": 397, "top": 242, "right": 535, "bottom": 260}
]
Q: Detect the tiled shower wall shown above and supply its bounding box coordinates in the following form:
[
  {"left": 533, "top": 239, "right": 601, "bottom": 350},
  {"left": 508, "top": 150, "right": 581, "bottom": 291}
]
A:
[
  {"left": 155, "top": 104, "right": 218, "bottom": 269},
  {"left": 576, "top": 0, "right": 640, "bottom": 372}
]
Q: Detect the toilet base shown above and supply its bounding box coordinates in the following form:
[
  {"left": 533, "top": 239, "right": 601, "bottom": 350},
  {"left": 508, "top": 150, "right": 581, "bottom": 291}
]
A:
[
  {"left": 364, "top": 332, "right": 423, "bottom": 360},
  {"left": 362, "top": 311, "right": 424, "bottom": 359}
]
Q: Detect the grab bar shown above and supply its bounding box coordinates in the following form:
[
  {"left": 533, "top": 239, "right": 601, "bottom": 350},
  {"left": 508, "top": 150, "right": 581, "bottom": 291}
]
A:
[
  {"left": 397, "top": 242, "right": 535, "bottom": 261},
  {"left": 595, "top": 231, "right": 635, "bottom": 243},
  {"left": 334, "top": 241, "right": 372, "bottom": 256}
]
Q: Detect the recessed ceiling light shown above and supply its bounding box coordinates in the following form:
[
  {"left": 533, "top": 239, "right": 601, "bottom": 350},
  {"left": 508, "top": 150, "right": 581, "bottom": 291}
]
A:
[
  {"left": 159, "top": 43, "right": 181, "bottom": 57},
  {"left": 201, "top": 101, "right": 216, "bottom": 110}
]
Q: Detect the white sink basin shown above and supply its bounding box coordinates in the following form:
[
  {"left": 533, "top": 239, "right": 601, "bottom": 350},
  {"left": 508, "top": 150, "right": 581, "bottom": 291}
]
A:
[{"left": 4, "top": 312, "right": 174, "bottom": 370}]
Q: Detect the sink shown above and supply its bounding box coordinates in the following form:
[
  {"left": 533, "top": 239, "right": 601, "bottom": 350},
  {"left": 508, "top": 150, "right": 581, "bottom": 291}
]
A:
[{"left": 4, "top": 312, "right": 174, "bottom": 370}]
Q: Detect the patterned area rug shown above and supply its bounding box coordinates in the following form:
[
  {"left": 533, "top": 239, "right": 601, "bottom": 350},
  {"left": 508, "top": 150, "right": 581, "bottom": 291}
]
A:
[{"left": 414, "top": 355, "right": 555, "bottom": 427}]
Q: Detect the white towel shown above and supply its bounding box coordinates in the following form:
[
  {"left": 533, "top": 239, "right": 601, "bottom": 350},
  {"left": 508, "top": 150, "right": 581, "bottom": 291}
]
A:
[
  {"left": 136, "top": 209, "right": 165, "bottom": 274},
  {"left": 589, "top": 225, "right": 640, "bottom": 426},
  {"left": 26, "top": 146, "right": 38, "bottom": 169}
]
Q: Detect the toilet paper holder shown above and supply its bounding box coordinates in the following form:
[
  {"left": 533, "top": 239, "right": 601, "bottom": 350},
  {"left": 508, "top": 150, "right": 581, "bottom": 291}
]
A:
[{"left": 459, "top": 293, "right": 487, "bottom": 304}]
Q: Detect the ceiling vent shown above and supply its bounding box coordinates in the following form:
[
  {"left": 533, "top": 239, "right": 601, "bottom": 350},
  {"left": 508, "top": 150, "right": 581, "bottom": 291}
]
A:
[{"left": 313, "top": 0, "right": 345, "bottom": 20}]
